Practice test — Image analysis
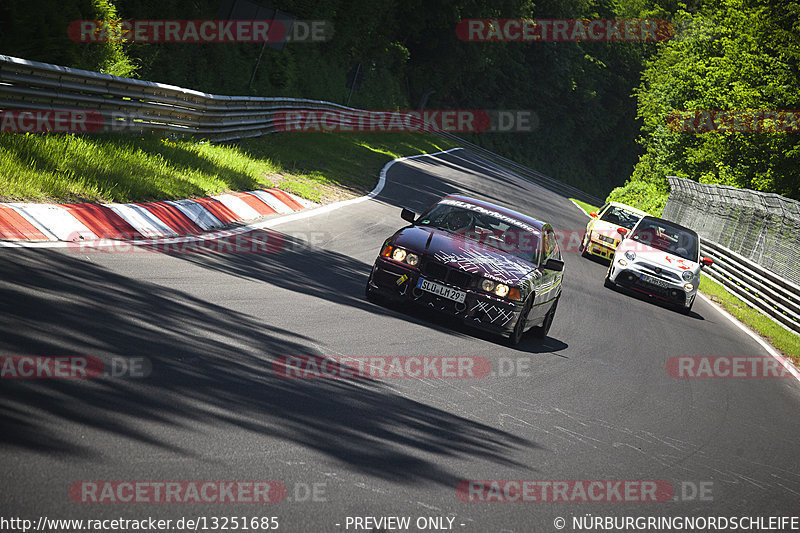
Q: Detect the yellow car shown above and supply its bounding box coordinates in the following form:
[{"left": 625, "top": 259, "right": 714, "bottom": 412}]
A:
[{"left": 580, "top": 201, "right": 649, "bottom": 261}]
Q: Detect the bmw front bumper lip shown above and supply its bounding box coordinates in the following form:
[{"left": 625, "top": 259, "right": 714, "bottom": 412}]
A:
[{"left": 368, "top": 258, "right": 523, "bottom": 335}]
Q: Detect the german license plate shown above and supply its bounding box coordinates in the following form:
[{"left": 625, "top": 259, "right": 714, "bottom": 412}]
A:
[
  {"left": 641, "top": 273, "right": 669, "bottom": 288},
  {"left": 417, "top": 278, "right": 466, "bottom": 303}
]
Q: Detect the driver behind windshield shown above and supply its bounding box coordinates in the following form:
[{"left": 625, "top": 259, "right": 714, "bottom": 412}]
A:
[{"left": 444, "top": 210, "right": 474, "bottom": 232}]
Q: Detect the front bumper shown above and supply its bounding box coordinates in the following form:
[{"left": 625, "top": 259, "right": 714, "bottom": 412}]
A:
[
  {"left": 368, "top": 257, "right": 523, "bottom": 336},
  {"left": 608, "top": 259, "right": 695, "bottom": 307}
]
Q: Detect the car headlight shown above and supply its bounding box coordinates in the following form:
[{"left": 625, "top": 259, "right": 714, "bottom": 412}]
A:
[
  {"left": 481, "top": 279, "right": 511, "bottom": 298},
  {"left": 682, "top": 270, "right": 694, "bottom": 281},
  {"left": 617, "top": 258, "right": 628, "bottom": 267},
  {"left": 494, "top": 283, "right": 510, "bottom": 297},
  {"left": 625, "top": 250, "right": 636, "bottom": 261},
  {"left": 389, "top": 247, "right": 419, "bottom": 266},
  {"left": 684, "top": 283, "right": 694, "bottom": 291}
]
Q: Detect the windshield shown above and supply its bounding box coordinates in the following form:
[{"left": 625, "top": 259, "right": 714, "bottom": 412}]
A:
[
  {"left": 600, "top": 206, "right": 643, "bottom": 230},
  {"left": 417, "top": 203, "right": 540, "bottom": 262},
  {"left": 630, "top": 219, "right": 698, "bottom": 261}
]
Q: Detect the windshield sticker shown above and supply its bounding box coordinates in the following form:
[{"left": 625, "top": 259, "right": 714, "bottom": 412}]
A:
[{"left": 439, "top": 199, "right": 539, "bottom": 234}]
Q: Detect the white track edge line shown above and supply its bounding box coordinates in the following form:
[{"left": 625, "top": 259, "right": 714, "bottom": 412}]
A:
[
  {"left": 570, "top": 198, "right": 798, "bottom": 378},
  {"left": 696, "top": 291, "right": 800, "bottom": 382}
]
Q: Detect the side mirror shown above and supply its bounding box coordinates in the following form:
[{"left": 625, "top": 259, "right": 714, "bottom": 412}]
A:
[
  {"left": 700, "top": 256, "right": 713, "bottom": 267},
  {"left": 542, "top": 258, "right": 564, "bottom": 272},
  {"left": 590, "top": 211, "right": 598, "bottom": 218},
  {"left": 617, "top": 227, "right": 628, "bottom": 238},
  {"left": 401, "top": 207, "right": 417, "bottom": 223}
]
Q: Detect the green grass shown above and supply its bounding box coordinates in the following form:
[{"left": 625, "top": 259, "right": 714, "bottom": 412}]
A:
[
  {"left": 0, "top": 132, "right": 459, "bottom": 204},
  {"left": 699, "top": 274, "right": 799, "bottom": 363},
  {"left": 570, "top": 198, "right": 600, "bottom": 215},
  {"left": 570, "top": 198, "right": 800, "bottom": 363}
]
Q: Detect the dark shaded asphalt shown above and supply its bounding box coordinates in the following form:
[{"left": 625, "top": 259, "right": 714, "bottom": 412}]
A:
[{"left": 1, "top": 149, "right": 798, "bottom": 531}]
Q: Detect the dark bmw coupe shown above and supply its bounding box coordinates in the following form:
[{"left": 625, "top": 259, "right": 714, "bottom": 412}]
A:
[{"left": 365, "top": 195, "right": 564, "bottom": 345}]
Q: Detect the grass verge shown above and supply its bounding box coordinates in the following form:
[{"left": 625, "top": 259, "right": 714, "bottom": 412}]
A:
[
  {"left": 699, "top": 274, "right": 799, "bottom": 363},
  {"left": 0, "top": 132, "right": 459, "bottom": 204},
  {"left": 570, "top": 198, "right": 601, "bottom": 216},
  {"left": 569, "top": 198, "right": 800, "bottom": 363}
]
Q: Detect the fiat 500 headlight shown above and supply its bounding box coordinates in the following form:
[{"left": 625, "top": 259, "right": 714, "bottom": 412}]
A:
[{"left": 682, "top": 270, "right": 694, "bottom": 281}]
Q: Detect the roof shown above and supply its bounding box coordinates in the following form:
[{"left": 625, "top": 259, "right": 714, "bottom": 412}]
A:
[
  {"left": 607, "top": 201, "right": 650, "bottom": 217},
  {"left": 637, "top": 215, "right": 698, "bottom": 237}
]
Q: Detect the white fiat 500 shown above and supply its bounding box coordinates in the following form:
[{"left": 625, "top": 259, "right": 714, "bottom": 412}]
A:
[{"left": 604, "top": 215, "right": 713, "bottom": 314}]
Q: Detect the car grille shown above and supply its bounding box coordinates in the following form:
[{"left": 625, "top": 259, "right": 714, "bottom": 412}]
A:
[
  {"left": 639, "top": 262, "right": 681, "bottom": 281},
  {"left": 422, "top": 259, "right": 473, "bottom": 289}
]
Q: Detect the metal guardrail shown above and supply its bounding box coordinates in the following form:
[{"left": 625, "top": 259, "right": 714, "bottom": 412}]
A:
[
  {"left": 3, "top": 57, "right": 795, "bottom": 335},
  {"left": 700, "top": 240, "right": 800, "bottom": 335},
  {"left": 0, "top": 54, "right": 602, "bottom": 206},
  {"left": 664, "top": 176, "right": 800, "bottom": 286},
  {"left": 664, "top": 176, "right": 799, "bottom": 336}
]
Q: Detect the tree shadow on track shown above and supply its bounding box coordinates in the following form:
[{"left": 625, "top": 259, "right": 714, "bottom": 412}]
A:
[{"left": 0, "top": 249, "right": 536, "bottom": 487}]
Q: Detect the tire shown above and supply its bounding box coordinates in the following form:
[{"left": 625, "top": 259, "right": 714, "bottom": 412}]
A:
[
  {"left": 678, "top": 297, "right": 694, "bottom": 315},
  {"left": 506, "top": 298, "right": 532, "bottom": 346},
  {"left": 581, "top": 235, "right": 591, "bottom": 258},
  {"left": 604, "top": 265, "right": 616, "bottom": 289},
  {"left": 531, "top": 296, "right": 559, "bottom": 339}
]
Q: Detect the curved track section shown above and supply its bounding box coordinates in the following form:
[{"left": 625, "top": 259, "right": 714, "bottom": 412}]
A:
[{"left": 1, "top": 149, "right": 798, "bottom": 531}]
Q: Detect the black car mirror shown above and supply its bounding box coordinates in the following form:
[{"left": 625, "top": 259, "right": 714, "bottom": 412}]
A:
[
  {"left": 401, "top": 207, "right": 417, "bottom": 223},
  {"left": 542, "top": 258, "right": 564, "bottom": 271}
]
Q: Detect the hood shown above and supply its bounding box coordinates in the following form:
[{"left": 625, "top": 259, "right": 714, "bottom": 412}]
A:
[
  {"left": 617, "top": 239, "right": 700, "bottom": 273},
  {"left": 392, "top": 226, "right": 535, "bottom": 285},
  {"left": 590, "top": 220, "right": 624, "bottom": 243}
]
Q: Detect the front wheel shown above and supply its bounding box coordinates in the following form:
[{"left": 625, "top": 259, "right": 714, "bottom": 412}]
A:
[
  {"left": 678, "top": 296, "right": 694, "bottom": 315},
  {"left": 580, "top": 234, "right": 591, "bottom": 258},
  {"left": 506, "top": 298, "right": 532, "bottom": 346},
  {"left": 531, "top": 296, "right": 559, "bottom": 339},
  {"left": 604, "top": 264, "right": 616, "bottom": 289}
]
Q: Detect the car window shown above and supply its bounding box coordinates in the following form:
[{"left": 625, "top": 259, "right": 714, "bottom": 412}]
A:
[
  {"left": 417, "top": 203, "right": 540, "bottom": 262},
  {"left": 600, "top": 206, "right": 643, "bottom": 230},
  {"left": 631, "top": 220, "right": 698, "bottom": 261},
  {"left": 542, "top": 228, "right": 560, "bottom": 263}
]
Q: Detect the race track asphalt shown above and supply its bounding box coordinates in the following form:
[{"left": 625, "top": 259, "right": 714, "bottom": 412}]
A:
[{"left": 1, "top": 149, "right": 798, "bottom": 531}]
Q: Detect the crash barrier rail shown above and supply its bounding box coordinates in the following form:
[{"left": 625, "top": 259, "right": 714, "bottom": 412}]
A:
[
  {"left": 664, "top": 176, "right": 800, "bottom": 335},
  {"left": 0, "top": 54, "right": 602, "bottom": 206},
  {"left": 699, "top": 240, "right": 800, "bottom": 335}
]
